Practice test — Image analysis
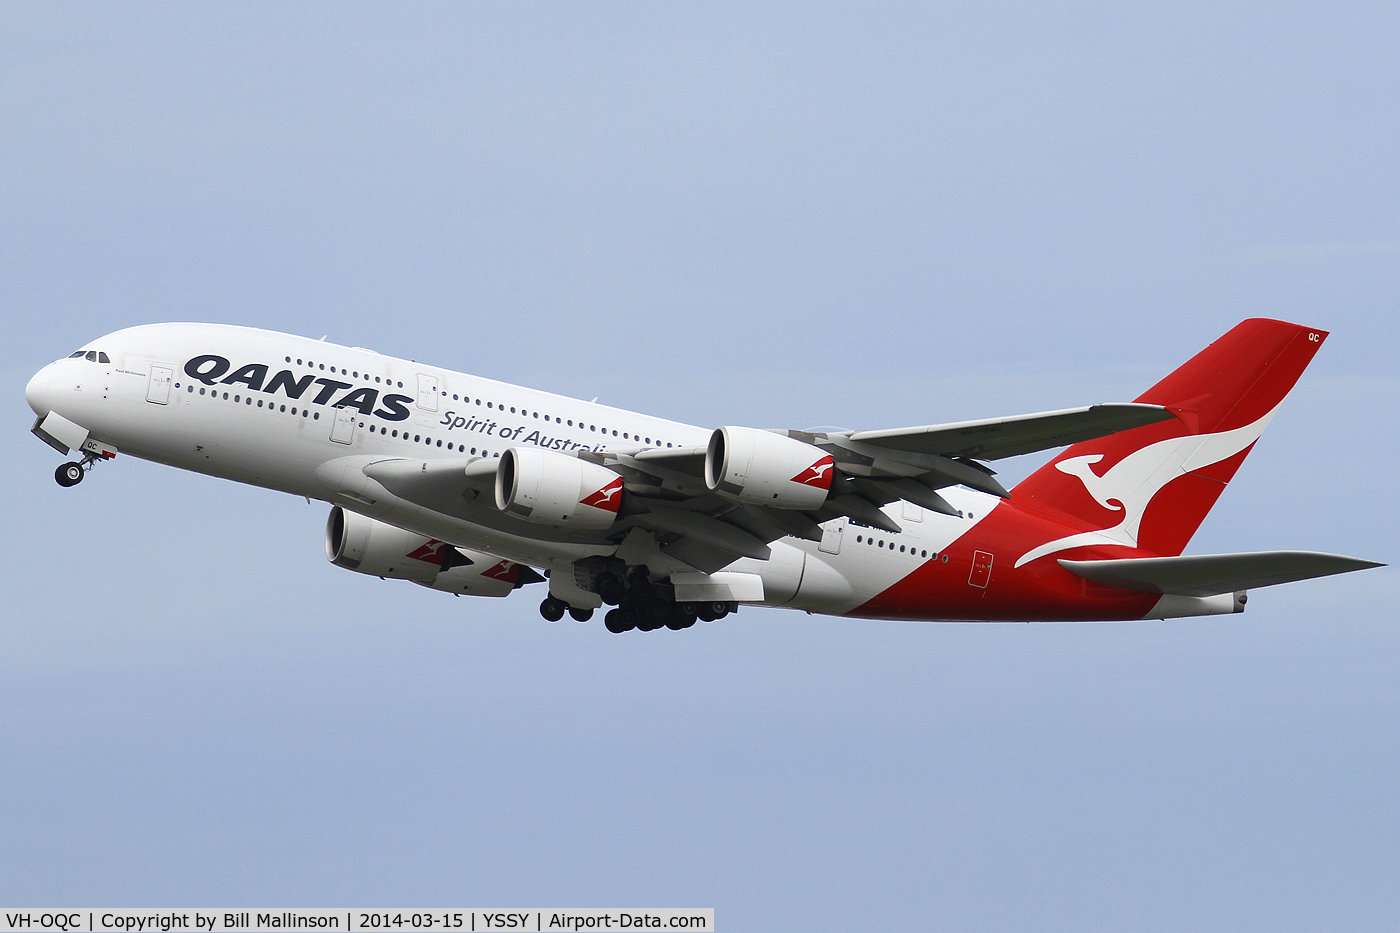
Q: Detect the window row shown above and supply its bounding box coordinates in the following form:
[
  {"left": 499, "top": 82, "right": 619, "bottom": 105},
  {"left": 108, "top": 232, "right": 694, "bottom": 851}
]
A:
[
  {"left": 282, "top": 355, "right": 406, "bottom": 388},
  {"left": 853, "top": 534, "right": 948, "bottom": 561},
  {"left": 278, "top": 352, "right": 676, "bottom": 448},
  {"left": 443, "top": 394, "right": 673, "bottom": 447},
  {"left": 364, "top": 424, "right": 493, "bottom": 456},
  {"left": 189, "top": 384, "right": 321, "bottom": 419}
]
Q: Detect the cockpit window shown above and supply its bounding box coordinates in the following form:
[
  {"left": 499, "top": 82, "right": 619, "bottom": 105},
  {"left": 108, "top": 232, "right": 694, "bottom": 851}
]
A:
[
  {"left": 85, "top": 351, "right": 98, "bottom": 362},
  {"left": 97, "top": 352, "right": 110, "bottom": 363},
  {"left": 69, "top": 351, "right": 85, "bottom": 358}
]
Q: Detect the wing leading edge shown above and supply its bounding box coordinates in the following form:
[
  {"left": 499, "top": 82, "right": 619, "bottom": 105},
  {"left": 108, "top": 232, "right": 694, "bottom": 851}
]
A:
[{"left": 841, "top": 402, "right": 1176, "bottom": 460}]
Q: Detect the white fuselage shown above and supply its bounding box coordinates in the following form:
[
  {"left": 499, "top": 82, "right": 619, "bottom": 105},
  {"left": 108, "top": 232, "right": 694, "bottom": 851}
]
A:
[{"left": 26, "top": 323, "right": 1000, "bottom": 616}]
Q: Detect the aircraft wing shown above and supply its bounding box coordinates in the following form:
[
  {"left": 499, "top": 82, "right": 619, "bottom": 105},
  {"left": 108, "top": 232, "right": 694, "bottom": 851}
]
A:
[
  {"left": 839, "top": 402, "right": 1176, "bottom": 461},
  {"left": 1059, "top": 551, "right": 1385, "bottom": 597},
  {"left": 342, "top": 401, "right": 1183, "bottom": 575}
]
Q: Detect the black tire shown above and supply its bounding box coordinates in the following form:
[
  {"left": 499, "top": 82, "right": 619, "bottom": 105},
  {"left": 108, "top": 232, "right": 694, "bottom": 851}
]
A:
[
  {"left": 539, "top": 597, "right": 566, "bottom": 622},
  {"left": 697, "top": 603, "right": 717, "bottom": 622},
  {"left": 635, "top": 602, "right": 663, "bottom": 632},
  {"left": 643, "top": 597, "right": 669, "bottom": 626},
  {"left": 604, "top": 608, "right": 633, "bottom": 633},
  {"left": 597, "top": 573, "right": 625, "bottom": 606},
  {"left": 55, "top": 462, "right": 84, "bottom": 487},
  {"left": 706, "top": 600, "right": 729, "bottom": 619},
  {"left": 568, "top": 607, "right": 594, "bottom": 623}
]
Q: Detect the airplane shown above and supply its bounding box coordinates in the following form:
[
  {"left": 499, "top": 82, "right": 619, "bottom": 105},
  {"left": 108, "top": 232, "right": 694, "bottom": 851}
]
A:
[{"left": 24, "top": 317, "right": 1382, "bottom": 633}]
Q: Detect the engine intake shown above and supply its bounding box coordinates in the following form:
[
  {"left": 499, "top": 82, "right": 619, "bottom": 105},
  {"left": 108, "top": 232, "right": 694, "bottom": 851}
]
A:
[
  {"left": 495, "top": 446, "right": 624, "bottom": 530},
  {"left": 705, "top": 426, "right": 834, "bottom": 510}
]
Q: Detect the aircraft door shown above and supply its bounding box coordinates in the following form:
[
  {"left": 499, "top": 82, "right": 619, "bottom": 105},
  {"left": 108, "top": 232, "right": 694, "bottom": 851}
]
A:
[
  {"left": 330, "top": 406, "right": 357, "bottom": 445},
  {"left": 416, "top": 373, "right": 439, "bottom": 411},
  {"left": 968, "top": 550, "right": 994, "bottom": 589},
  {"left": 818, "top": 516, "right": 845, "bottom": 555},
  {"left": 146, "top": 366, "right": 173, "bottom": 404}
]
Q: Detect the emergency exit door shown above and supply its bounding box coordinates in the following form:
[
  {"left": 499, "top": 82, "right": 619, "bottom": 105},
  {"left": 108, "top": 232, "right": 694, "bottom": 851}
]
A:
[
  {"left": 818, "top": 517, "right": 845, "bottom": 555},
  {"left": 417, "top": 373, "right": 440, "bottom": 411},
  {"left": 146, "top": 366, "right": 173, "bottom": 404},
  {"left": 330, "top": 406, "right": 357, "bottom": 444},
  {"left": 968, "top": 550, "right": 994, "bottom": 589}
]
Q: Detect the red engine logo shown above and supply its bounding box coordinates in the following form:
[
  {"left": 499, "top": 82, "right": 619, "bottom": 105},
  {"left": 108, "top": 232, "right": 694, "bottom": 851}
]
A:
[
  {"left": 579, "top": 477, "right": 624, "bottom": 512},
  {"left": 790, "top": 456, "right": 835, "bottom": 489},
  {"left": 482, "top": 560, "right": 520, "bottom": 583},
  {"left": 406, "top": 539, "right": 447, "bottom": 563}
]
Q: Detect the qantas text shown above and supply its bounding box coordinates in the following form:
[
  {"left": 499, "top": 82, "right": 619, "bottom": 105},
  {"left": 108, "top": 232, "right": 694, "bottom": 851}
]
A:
[{"left": 184, "top": 354, "right": 412, "bottom": 421}]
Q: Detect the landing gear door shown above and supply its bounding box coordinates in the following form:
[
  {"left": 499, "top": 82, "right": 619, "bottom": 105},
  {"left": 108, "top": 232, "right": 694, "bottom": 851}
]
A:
[
  {"left": 146, "top": 365, "right": 173, "bottom": 404},
  {"left": 818, "top": 516, "right": 846, "bottom": 555},
  {"left": 416, "top": 373, "right": 439, "bottom": 411},
  {"left": 330, "top": 406, "right": 357, "bottom": 445}
]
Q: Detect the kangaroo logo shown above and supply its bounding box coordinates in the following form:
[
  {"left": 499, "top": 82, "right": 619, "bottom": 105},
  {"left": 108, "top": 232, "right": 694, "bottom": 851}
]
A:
[
  {"left": 791, "top": 456, "right": 835, "bottom": 489},
  {"left": 1014, "top": 406, "right": 1278, "bottom": 567},
  {"left": 580, "top": 477, "right": 624, "bottom": 512},
  {"left": 406, "top": 539, "right": 447, "bottom": 564},
  {"left": 481, "top": 560, "right": 520, "bottom": 583}
]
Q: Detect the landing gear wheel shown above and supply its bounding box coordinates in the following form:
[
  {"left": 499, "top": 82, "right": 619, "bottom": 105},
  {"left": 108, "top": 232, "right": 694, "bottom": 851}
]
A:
[
  {"left": 634, "top": 606, "right": 661, "bottom": 632},
  {"left": 568, "top": 607, "right": 594, "bottom": 623},
  {"left": 604, "top": 608, "right": 634, "bottom": 633},
  {"left": 596, "top": 573, "right": 625, "bottom": 606},
  {"left": 539, "top": 596, "right": 567, "bottom": 622},
  {"left": 55, "top": 462, "right": 84, "bottom": 487},
  {"left": 639, "top": 597, "right": 669, "bottom": 631}
]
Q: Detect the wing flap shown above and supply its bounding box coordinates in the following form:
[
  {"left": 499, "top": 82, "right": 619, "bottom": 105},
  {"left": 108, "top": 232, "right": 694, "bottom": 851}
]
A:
[
  {"left": 1059, "top": 550, "right": 1384, "bottom": 597},
  {"left": 846, "top": 402, "right": 1176, "bottom": 460}
]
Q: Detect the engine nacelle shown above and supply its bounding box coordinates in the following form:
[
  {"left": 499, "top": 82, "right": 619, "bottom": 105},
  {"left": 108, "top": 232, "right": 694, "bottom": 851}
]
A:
[
  {"left": 705, "top": 426, "right": 834, "bottom": 510},
  {"left": 495, "top": 446, "right": 623, "bottom": 530},
  {"left": 324, "top": 506, "right": 533, "bottom": 597}
]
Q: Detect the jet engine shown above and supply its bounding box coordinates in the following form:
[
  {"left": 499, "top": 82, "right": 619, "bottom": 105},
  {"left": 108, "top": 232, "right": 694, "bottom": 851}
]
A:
[
  {"left": 705, "top": 426, "right": 834, "bottom": 510},
  {"left": 495, "top": 446, "right": 624, "bottom": 530},
  {"left": 324, "top": 506, "right": 540, "bottom": 597}
]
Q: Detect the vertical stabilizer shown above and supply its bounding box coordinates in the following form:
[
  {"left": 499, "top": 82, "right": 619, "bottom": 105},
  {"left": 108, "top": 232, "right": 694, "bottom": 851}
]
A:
[{"left": 1013, "top": 319, "right": 1327, "bottom": 562}]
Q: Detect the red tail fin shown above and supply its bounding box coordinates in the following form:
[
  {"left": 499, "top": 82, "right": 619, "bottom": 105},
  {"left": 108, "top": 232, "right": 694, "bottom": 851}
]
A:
[{"left": 1013, "top": 319, "right": 1327, "bottom": 558}]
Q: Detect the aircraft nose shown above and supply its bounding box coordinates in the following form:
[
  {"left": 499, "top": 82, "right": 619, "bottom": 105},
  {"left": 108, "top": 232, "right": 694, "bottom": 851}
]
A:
[{"left": 26, "top": 363, "right": 56, "bottom": 418}]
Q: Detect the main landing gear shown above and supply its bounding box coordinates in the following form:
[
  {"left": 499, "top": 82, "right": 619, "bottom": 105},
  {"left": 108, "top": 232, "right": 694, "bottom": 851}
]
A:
[
  {"left": 538, "top": 596, "right": 594, "bottom": 623},
  {"left": 538, "top": 568, "right": 738, "bottom": 634},
  {"left": 594, "top": 570, "right": 736, "bottom": 634}
]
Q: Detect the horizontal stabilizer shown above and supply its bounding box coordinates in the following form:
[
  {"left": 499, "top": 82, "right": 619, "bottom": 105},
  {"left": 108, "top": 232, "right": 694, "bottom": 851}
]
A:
[
  {"left": 845, "top": 402, "right": 1176, "bottom": 461},
  {"left": 1060, "top": 550, "right": 1384, "bottom": 597}
]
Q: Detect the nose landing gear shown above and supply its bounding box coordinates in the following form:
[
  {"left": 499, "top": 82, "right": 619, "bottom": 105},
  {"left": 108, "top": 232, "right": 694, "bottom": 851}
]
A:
[{"left": 54, "top": 455, "right": 97, "bottom": 487}]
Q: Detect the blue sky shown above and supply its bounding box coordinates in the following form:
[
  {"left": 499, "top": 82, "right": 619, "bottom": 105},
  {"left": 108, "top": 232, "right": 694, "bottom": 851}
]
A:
[{"left": 2, "top": 4, "right": 1396, "bottom": 930}]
